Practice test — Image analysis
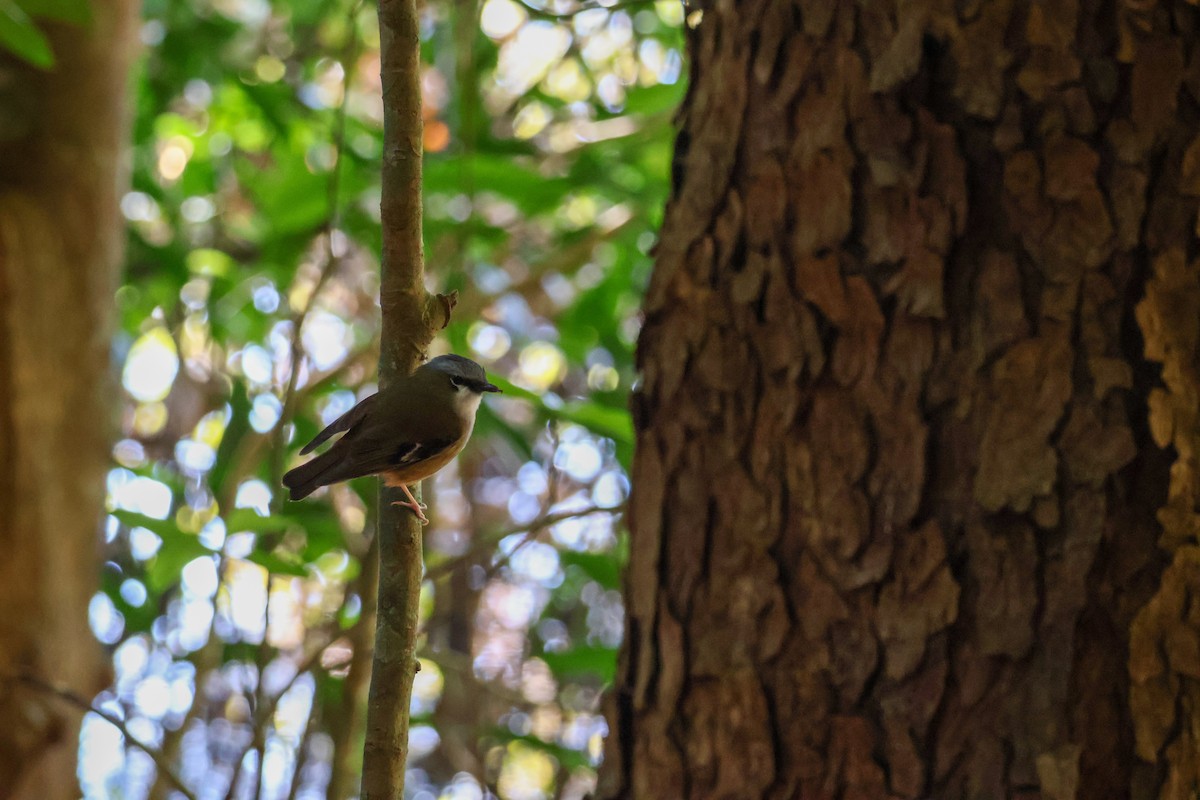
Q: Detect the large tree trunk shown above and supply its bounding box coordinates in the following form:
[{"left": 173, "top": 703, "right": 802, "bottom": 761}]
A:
[
  {"left": 0, "top": 4, "right": 137, "bottom": 797},
  {"left": 609, "top": 2, "right": 1200, "bottom": 798}
]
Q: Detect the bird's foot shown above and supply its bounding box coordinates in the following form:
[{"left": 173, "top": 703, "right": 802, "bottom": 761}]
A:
[{"left": 391, "top": 500, "right": 430, "bottom": 525}]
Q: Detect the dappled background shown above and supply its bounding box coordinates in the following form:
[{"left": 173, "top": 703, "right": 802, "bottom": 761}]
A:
[{"left": 92, "top": 0, "right": 681, "bottom": 797}]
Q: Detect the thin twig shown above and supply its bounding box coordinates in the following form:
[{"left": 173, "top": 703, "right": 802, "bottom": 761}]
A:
[
  {"left": 424, "top": 503, "right": 625, "bottom": 583},
  {"left": 7, "top": 673, "right": 198, "bottom": 800},
  {"left": 219, "top": 622, "right": 344, "bottom": 800}
]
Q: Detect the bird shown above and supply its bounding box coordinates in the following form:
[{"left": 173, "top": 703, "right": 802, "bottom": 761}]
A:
[{"left": 282, "top": 354, "right": 501, "bottom": 524}]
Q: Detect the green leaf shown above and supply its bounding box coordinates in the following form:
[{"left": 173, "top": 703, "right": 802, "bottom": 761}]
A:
[
  {"left": 0, "top": 0, "right": 53, "bottom": 67},
  {"left": 425, "top": 154, "right": 571, "bottom": 215},
  {"left": 185, "top": 248, "right": 236, "bottom": 277},
  {"left": 147, "top": 536, "right": 212, "bottom": 593},
  {"left": 18, "top": 0, "right": 90, "bottom": 25},
  {"left": 500, "top": 734, "right": 591, "bottom": 770},
  {"left": 488, "top": 376, "right": 632, "bottom": 446},
  {"left": 225, "top": 508, "right": 292, "bottom": 533},
  {"left": 101, "top": 568, "right": 157, "bottom": 635},
  {"left": 559, "top": 550, "right": 621, "bottom": 591},
  {"left": 112, "top": 509, "right": 179, "bottom": 540},
  {"left": 558, "top": 400, "right": 632, "bottom": 445},
  {"left": 239, "top": 143, "right": 367, "bottom": 237},
  {"left": 539, "top": 645, "right": 617, "bottom": 683},
  {"left": 475, "top": 401, "right": 535, "bottom": 462},
  {"left": 289, "top": 505, "right": 348, "bottom": 561},
  {"left": 245, "top": 549, "right": 309, "bottom": 577},
  {"left": 211, "top": 380, "right": 251, "bottom": 499},
  {"left": 224, "top": 641, "right": 260, "bottom": 663},
  {"left": 621, "top": 81, "right": 685, "bottom": 116},
  {"left": 224, "top": 503, "right": 344, "bottom": 563}
]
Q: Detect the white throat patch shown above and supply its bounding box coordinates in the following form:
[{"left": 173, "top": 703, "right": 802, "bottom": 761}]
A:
[{"left": 453, "top": 385, "right": 483, "bottom": 423}]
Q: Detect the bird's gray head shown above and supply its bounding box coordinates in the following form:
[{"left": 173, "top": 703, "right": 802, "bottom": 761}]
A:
[{"left": 425, "top": 354, "right": 502, "bottom": 395}]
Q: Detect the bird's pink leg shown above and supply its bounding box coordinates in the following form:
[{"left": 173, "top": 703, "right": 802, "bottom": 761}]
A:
[{"left": 391, "top": 483, "right": 429, "bottom": 525}]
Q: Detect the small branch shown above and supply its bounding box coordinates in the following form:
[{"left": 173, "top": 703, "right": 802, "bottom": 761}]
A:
[
  {"left": 424, "top": 504, "right": 625, "bottom": 583},
  {"left": 7, "top": 673, "right": 198, "bottom": 800}
]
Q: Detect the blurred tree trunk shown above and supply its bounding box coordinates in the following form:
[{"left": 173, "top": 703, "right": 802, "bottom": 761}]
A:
[
  {"left": 424, "top": 483, "right": 488, "bottom": 787},
  {"left": 608, "top": 2, "right": 1200, "bottom": 798},
  {"left": 0, "top": 3, "right": 137, "bottom": 797}
]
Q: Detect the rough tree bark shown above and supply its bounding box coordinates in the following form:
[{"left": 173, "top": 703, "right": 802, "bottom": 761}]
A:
[
  {"left": 0, "top": 4, "right": 138, "bottom": 798},
  {"left": 609, "top": 2, "right": 1200, "bottom": 798}
]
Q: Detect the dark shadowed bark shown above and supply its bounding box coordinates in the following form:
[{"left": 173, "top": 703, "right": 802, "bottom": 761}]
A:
[
  {"left": 608, "top": 2, "right": 1200, "bottom": 798},
  {"left": 0, "top": 2, "right": 138, "bottom": 797}
]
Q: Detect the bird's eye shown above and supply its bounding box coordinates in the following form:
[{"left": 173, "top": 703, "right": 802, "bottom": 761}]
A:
[{"left": 450, "top": 377, "right": 464, "bottom": 389}]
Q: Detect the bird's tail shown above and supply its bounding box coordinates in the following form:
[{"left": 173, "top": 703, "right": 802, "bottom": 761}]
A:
[{"left": 282, "top": 449, "right": 346, "bottom": 501}]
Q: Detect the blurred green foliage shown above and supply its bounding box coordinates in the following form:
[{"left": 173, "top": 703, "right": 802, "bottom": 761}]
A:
[
  {"left": 0, "top": 0, "right": 90, "bottom": 67},
  {"left": 88, "top": 0, "right": 681, "bottom": 798}
]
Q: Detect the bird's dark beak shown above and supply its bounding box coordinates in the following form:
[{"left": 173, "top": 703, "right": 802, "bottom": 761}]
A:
[{"left": 482, "top": 382, "right": 501, "bottom": 393}]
